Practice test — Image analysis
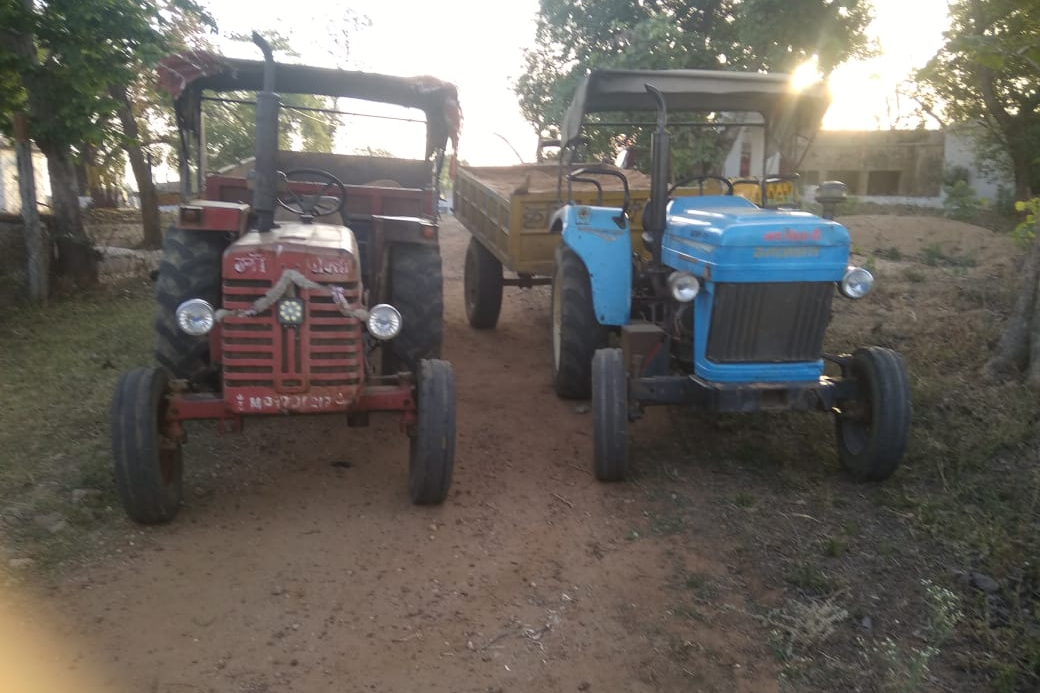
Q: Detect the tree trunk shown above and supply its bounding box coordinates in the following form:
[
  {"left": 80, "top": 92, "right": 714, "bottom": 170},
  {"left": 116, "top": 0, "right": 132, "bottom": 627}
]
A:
[
  {"left": 1011, "top": 151, "right": 1033, "bottom": 202},
  {"left": 111, "top": 84, "right": 162, "bottom": 248},
  {"left": 987, "top": 218, "right": 1040, "bottom": 390},
  {"left": 1028, "top": 272, "right": 1040, "bottom": 391},
  {"left": 13, "top": 112, "right": 48, "bottom": 302},
  {"left": 41, "top": 144, "right": 98, "bottom": 288}
]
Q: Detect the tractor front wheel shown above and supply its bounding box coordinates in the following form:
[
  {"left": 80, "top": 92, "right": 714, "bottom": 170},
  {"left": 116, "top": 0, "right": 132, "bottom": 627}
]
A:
[
  {"left": 464, "top": 237, "right": 503, "bottom": 329},
  {"left": 409, "top": 359, "right": 456, "bottom": 504},
  {"left": 834, "top": 347, "right": 911, "bottom": 481},
  {"left": 592, "top": 348, "right": 629, "bottom": 481},
  {"left": 551, "top": 245, "right": 608, "bottom": 399},
  {"left": 111, "top": 367, "right": 183, "bottom": 524}
]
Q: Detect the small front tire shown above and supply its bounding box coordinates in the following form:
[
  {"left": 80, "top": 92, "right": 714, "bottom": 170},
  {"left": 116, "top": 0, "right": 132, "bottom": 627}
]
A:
[
  {"left": 111, "top": 367, "right": 183, "bottom": 524},
  {"left": 464, "top": 237, "right": 503, "bottom": 329},
  {"left": 834, "top": 347, "right": 911, "bottom": 481},
  {"left": 592, "top": 348, "right": 628, "bottom": 481},
  {"left": 409, "top": 359, "right": 456, "bottom": 504}
]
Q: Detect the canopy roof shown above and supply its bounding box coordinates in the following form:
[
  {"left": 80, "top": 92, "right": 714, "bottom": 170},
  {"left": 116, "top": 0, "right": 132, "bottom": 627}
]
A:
[
  {"left": 559, "top": 69, "right": 830, "bottom": 148},
  {"left": 157, "top": 50, "right": 461, "bottom": 158}
]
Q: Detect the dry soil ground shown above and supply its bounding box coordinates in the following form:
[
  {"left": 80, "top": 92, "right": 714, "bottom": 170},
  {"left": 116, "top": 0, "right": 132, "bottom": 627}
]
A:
[{"left": 0, "top": 211, "right": 1025, "bottom": 693}]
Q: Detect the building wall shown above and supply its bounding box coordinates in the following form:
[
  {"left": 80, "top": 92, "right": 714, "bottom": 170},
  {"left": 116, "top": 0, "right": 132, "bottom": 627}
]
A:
[
  {"left": 943, "top": 123, "right": 1013, "bottom": 202},
  {"left": 0, "top": 145, "right": 52, "bottom": 213},
  {"left": 722, "top": 125, "right": 782, "bottom": 179},
  {"left": 798, "top": 130, "right": 946, "bottom": 197}
]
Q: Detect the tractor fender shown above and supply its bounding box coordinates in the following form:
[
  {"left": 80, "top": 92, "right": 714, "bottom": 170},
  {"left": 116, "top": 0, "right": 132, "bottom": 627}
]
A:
[
  {"left": 552, "top": 204, "right": 632, "bottom": 326},
  {"left": 371, "top": 215, "right": 439, "bottom": 245}
]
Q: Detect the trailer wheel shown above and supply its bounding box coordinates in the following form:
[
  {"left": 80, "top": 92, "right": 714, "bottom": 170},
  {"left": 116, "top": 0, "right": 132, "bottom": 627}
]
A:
[
  {"left": 834, "top": 347, "right": 911, "bottom": 481},
  {"left": 111, "top": 367, "right": 183, "bottom": 524},
  {"left": 154, "top": 227, "right": 226, "bottom": 386},
  {"left": 409, "top": 359, "right": 456, "bottom": 505},
  {"left": 592, "top": 348, "right": 629, "bottom": 481},
  {"left": 464, "top": 237, "right": 503, "bottom": 329},
  {"left": 386, "top": 243, "right": 444, "bottom": 374},
  {"left": 551, "top": 245, "right": 608, "bottom": 399}
]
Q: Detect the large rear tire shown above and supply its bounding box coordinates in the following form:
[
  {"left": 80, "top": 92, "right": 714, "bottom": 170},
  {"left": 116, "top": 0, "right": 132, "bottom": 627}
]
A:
[
  {"left": 592, "top": 348, "right": 628, "bottom": 481},
  {"left": 464, "top": 237, "right": 503, "bottom": 329},
  {"left": 386, "top": 243, "right": 444, "bottom": 374},
  {"left": 111, "top": 367, "right": 183, "bottom": 524},
  {"left": 154, "top": 227, "right": 226, "bottom": 385},
  {"left": 409, "top": 359, "right": 456, "bottom": 505},
  {"left": 551, "top": 245, "right": 608, "bottom": 399},
  {"left": 834, "top": 347, "right": 911, "bottom": 481}
]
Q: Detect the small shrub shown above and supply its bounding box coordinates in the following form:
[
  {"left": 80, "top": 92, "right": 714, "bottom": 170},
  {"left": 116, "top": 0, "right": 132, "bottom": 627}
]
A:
[
  {"left": 1013, "top": 197, "right": 1039, "bottom": 244},
  {"left": 875, "top": 246, "right": 903, "bottom": 261},
  {"left": 785, "top": 561, "right": 834, "bottom": 596},
  {"left": 769, "top": 597, "right": 849, "bottom": 662},
  {"left": 942, "top": 166, "right": 981, "bottom": 222},
  {"left": 875, "top": 580, "right": 961, "bottom": 692}
]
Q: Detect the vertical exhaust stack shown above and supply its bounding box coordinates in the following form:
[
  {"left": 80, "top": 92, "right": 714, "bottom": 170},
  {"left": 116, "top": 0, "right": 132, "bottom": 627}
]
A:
[
  {"left": 644, "top": 84, "right": 670, "bottom": 267},
  {"left": 251, "top": 31, "right": 279, "bottom": 233}
]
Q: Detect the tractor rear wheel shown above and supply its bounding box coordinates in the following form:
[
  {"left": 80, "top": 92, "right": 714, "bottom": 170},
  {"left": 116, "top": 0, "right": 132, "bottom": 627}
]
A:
[
  {"left": 551, "top": 245, "right": 608, "bottom": 399},
  {"left": 834, "top": 347, "right": 911, "bottom": 481},
  {"left": 409, "top": 359, "right": 456, "bottom": 504},
  {"left": 154, "top": 227, "right": 226, "bottom": 386},
  {"left": 592, "top": 348, "right": 629, "bottom": 481},
  {"left": 385, "top": 243, "right": 443, "bottom": 374},
  {"left": 111, "top": 367, "right": 183, "bottom": 524},
  {"left": 463, "top": 237, "right": 503, "bottom": 329}
]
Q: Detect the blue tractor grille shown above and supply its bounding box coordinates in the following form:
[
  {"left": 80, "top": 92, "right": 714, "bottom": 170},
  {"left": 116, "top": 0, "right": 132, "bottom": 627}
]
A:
[{"left": 707, "top": 282, "right": 834, "bottom": 363}]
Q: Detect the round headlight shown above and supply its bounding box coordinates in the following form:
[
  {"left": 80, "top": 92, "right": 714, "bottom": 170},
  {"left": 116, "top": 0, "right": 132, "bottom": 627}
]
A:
[
  {"left": 840, "top": 266, "right": 874, "bottom": 299},
  {"left": 175, "top": 298, "right": 215, "bottom": 336},
  {"left": 667, "top": 271, "right": 700, "bottom": 302},
  {"left": 367, "top": 304, "right": 402, "bottom": 340}
]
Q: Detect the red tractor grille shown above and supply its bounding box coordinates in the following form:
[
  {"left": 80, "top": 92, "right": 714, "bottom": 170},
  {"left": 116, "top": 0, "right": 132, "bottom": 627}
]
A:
[{"left": 221, "top": 277, "right": 364, "bottom": 413}]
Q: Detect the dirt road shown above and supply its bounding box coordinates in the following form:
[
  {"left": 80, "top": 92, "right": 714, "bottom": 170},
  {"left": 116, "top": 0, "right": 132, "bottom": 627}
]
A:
[{"left": 9, "top": 217, "right": 774, "bottom": 693}]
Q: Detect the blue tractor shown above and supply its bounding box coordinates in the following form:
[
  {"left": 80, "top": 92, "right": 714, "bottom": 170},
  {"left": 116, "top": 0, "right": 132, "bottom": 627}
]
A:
[{"left": 548, "top": 70, "right": 910, "bottom": 482}]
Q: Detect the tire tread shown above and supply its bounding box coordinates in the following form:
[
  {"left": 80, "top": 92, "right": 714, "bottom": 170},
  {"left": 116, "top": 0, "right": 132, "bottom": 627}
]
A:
[
  {"left": 552, "top": 246, "right": 608, "bottom": 399},
  {"left": 409, "top": 359, "right": 456, "bottom": 504}
]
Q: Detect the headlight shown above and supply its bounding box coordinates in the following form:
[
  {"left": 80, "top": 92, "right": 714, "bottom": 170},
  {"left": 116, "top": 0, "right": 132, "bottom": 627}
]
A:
[
  {"left": 367, "top": 304, "right": 402, "bottom": 340},
  {"left": 175, "top": 299, "right": 215, "bottom": 336},
  {"left": 840, "top": 266, "right": 874, "bottom": 299},
  {"left": 277, "top": 297, "right": 305, "bottom": 326},
  {"left": 667, "top": 271, "right": 700, "bottom": 302}
]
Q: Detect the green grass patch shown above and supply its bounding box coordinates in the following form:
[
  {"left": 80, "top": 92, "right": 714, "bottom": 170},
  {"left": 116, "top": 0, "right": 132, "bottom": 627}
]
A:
[{"left": 0, "top": 282, "right": 155, "bottom": 569}]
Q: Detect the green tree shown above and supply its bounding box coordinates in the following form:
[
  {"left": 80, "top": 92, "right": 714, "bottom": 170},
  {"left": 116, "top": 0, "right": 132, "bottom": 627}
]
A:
[
  {"left": 515, "top": 0, "right": 875, "bottom": 173},
  {"left": 111, "top": 3, "right": 212, "bottom": 248},
  {"left": 916, "top": 0, "right": 1040, "bottom": 390},
  {"left": 0, "top": 0, "right": 208, "bottom": 285},
  {"left": 203, "top": 93, "right": 338, "bottom": 172},
  {"left": 913, "top": 0, "right": 1039, "bottom": 200}
]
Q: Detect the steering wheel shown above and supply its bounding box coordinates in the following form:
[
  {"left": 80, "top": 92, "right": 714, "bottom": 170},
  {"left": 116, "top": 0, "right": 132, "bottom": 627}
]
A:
[
  {"left": 275, "top": 169, "right": 347, "bottom": 218},
  {"left": 566, "top": 165, "right": 631, "bottom": 223},
  {"left": 668, "top": 175, "right": 734, "bottom": 197}
]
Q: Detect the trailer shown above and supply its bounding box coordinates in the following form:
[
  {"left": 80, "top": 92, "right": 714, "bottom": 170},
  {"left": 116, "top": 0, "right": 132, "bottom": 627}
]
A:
[
  {"left": 454, "top": 148, "right": 802, "bottom": 330},
  {"left": 453, "top": 163, "right": 660, "bottom": 328}
]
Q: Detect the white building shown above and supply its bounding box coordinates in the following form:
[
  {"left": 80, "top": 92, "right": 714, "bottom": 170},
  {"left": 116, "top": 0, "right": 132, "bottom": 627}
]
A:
[{"left": 0, "top": 137, "right": 51, "bottom": 213}]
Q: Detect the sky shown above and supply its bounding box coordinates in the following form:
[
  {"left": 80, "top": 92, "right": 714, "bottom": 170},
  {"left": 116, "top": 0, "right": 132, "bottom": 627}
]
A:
[{"left": 199, "top": 0, "right": 953, "bottom": 167}]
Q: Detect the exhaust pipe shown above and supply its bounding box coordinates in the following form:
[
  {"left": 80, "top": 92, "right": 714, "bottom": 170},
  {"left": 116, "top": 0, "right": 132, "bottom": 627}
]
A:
[
  {"left": 251, "top": 31, "right": 279, "bottom": 233},
  {"left": 644, "top": 84, "right": 670, "bottom": 267}
]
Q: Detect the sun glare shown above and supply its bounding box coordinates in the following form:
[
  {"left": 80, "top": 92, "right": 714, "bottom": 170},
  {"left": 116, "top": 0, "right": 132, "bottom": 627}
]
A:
[{"left": 790, "top": 56, "right": 823, "bottom": 91}]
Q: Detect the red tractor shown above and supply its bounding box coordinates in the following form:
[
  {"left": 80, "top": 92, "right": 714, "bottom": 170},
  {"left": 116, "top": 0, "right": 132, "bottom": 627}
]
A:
[{"left": 111, "top": 34, "right": 461, "bottom": 523}]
